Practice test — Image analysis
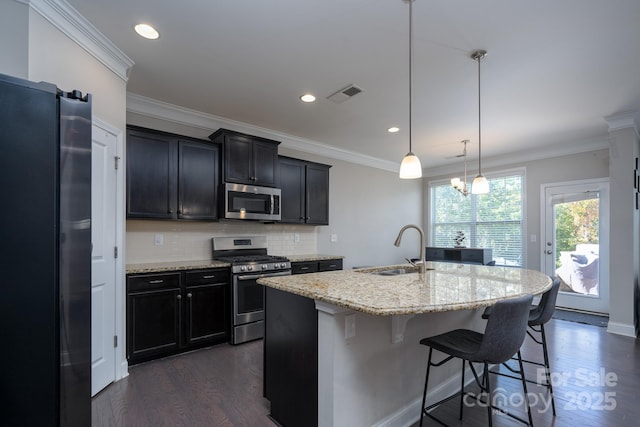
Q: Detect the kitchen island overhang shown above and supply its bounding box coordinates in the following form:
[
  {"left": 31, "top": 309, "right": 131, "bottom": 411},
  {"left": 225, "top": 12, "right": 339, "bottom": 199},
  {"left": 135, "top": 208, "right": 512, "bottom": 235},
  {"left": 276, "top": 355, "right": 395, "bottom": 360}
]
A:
[{"left": 259, "top": 262, "right": 552, "bottom": 427}]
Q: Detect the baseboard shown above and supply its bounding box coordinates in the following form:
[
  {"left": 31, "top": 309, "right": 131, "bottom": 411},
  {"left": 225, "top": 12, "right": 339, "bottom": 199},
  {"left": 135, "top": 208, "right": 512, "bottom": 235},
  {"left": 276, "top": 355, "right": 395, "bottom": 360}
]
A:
[
  {"left": 606, "top": 321, "right": 637, "bottom": 337},
  {"left": 372, "top": 367, "right": 476, "bottom": 427}
]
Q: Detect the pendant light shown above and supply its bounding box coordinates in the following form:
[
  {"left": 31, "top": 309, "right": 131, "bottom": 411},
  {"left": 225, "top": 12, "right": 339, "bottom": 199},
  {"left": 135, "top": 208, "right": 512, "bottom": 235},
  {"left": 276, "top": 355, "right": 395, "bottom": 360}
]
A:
[
  {"left": 399, "top": 0, "right": 422, "bottom": 179},
  {"left": 471, "top": 49, "right": 490, "bottom": 194}
]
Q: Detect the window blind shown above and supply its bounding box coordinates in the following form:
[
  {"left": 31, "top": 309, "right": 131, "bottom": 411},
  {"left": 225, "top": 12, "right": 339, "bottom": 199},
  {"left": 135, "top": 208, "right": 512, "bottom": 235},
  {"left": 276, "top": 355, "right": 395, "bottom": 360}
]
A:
[{"left": 430, "top": 173, "right": 524, "bottom": 266}]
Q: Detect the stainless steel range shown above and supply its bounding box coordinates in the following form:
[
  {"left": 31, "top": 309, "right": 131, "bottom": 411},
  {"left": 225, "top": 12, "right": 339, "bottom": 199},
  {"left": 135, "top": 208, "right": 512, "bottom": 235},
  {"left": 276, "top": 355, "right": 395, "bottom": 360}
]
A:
[{"left": 212, "top": 236, "right": 291, "bottom": 344}]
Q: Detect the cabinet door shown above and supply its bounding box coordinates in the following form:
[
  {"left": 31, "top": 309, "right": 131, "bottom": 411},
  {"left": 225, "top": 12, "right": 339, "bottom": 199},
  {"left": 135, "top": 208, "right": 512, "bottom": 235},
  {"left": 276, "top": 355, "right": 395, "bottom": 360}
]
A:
[
  {"left": 126, "top": 129, "right": 176, "bottom": 218},
  {"left": 279, "top": 157, "right": 305, "bottom": 223},
  {"left": 178, "top": 140, "right": 219, "bottom": 220},
  {"left": 305, "top": 163, "right": 330, "bottom": 225},
  {"left": 253, "top": 140, "right": 279, "bottom": 187},
  {"left": 184, "top": 282, "right": 229, "bottom": 346},
  {"left": 224, "top": 134, "right": 253, "bottom": 184},
  {"left": 127, "top": 287, "right": 181, "bottom": 363}
]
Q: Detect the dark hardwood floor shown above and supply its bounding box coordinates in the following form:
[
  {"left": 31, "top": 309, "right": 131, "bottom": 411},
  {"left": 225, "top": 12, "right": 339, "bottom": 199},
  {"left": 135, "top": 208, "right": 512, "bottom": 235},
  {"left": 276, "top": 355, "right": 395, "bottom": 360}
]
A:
[{"left": 93, "top": 318, "right": 639, "bottom": 426}]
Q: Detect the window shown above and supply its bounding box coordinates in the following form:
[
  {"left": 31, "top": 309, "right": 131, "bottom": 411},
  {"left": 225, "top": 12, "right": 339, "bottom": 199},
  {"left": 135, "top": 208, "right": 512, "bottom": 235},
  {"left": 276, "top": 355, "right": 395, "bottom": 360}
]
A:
[{"left": 429, "top": 171, "right": 524, "bottom": 266}]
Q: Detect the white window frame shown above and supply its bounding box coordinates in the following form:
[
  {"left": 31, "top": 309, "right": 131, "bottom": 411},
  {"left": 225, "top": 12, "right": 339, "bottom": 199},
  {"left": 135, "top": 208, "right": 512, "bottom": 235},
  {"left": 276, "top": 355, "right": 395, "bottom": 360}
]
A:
[{"left": 427, "top": 167, "right": 527, "bottom": 267}]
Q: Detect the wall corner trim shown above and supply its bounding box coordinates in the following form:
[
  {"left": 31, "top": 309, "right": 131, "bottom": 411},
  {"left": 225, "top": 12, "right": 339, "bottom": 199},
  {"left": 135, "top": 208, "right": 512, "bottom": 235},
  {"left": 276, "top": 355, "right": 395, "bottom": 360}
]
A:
[{"left": 604, "top": 111, "right": 640, "bottom": 137}]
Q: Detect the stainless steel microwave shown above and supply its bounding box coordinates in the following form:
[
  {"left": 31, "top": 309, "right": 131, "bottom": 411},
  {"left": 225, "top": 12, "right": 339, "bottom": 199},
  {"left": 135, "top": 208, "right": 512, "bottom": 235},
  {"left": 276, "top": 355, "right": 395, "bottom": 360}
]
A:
[{"left": 223, "top": 183, "right": 281, "bottom": 221}]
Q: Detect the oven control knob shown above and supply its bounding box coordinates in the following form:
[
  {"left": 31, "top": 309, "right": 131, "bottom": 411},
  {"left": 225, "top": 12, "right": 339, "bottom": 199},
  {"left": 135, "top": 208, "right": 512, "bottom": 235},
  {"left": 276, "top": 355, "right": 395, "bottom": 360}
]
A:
[
  {"left": 247, "top": 265, "right": 253, "bottom": 271},
  {"left": 262, "top": 264, "right": 268, "bottom": 270},
  {"left": 240, "top": 266, "right": 246, "bottom": 272}
]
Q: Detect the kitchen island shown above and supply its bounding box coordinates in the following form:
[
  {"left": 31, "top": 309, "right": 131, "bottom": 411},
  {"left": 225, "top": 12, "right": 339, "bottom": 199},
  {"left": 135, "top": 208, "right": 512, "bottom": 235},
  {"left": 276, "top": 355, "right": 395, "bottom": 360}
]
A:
[{"left": 259, "top": 262, "right": 552, "bottom": 427}]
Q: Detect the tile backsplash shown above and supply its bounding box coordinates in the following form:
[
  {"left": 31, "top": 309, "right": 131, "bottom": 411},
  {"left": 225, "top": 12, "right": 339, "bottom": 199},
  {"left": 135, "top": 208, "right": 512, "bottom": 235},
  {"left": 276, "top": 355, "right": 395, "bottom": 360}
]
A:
[{"left": 126, "top": 220, "right": 318, "bottom": 264}]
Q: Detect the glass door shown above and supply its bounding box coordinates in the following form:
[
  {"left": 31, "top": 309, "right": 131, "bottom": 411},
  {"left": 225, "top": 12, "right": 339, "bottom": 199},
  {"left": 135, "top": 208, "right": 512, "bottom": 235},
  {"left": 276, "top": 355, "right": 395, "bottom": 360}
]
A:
[{"left": 541, "top": 179, "right": 609, "bottom": 313}]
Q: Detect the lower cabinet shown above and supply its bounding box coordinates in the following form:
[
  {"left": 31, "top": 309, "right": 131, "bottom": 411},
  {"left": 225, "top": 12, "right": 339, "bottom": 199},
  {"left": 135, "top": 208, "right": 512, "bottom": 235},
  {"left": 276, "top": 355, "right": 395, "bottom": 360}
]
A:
[
  {"left": 291, "top": 258, "right": 343, "bottom": 275},
  {"left": 127, "top": 268, "right": 229, "bottom": 365}
]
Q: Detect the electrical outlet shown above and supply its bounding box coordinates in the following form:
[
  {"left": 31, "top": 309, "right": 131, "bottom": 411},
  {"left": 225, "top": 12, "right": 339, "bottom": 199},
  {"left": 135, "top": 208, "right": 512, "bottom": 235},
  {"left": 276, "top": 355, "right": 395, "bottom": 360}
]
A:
[
  {"left": 154, "top": 234, "right": 164, "bottom": 246},
  {"left": 330, "top": 234, "right": 338, "bottom": 243},
  {"left": 294, "top": 233, "right": 300, "bottom": 243},
  {"left": 345, "top": 314, "right": 356, "bottom": 339}
]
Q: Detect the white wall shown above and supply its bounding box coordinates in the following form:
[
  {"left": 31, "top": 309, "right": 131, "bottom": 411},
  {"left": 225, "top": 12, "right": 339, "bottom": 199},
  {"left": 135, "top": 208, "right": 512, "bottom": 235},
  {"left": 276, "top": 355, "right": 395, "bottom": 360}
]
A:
[{"left": 0, "top": 1, "right": 28, "bottom": 78}]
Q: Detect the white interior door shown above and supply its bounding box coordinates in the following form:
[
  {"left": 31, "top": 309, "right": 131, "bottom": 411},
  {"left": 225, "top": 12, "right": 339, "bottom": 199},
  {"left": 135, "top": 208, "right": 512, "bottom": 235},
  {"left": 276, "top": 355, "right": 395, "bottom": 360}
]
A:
[
  {"left": 541, "top": 179, "right": 609, "bottom": 313},
  {"left": 91, "top": 123, "right": 118, "bottom": 396}
]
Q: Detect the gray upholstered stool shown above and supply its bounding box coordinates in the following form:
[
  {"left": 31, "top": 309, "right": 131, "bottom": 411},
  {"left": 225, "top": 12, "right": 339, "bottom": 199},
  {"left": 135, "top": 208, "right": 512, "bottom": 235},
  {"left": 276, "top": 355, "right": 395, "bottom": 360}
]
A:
[
  {"left": 482, "top": 277, "right": 561, "bottom": 415},
  {"left": 419, "top": 294, "right": 534, "bottom": 426}
]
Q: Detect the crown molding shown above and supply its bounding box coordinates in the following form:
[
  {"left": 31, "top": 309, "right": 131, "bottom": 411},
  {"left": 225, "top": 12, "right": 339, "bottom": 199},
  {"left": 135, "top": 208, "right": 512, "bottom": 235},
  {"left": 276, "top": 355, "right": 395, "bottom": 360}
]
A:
[
  {"left": 423, "top": 136, "right": 610, "bottom": 178},
  {"left": 604, "top": 111, "right": 640, "bottom": 137},
  {"left": 26, "top": 0, "right": 134, "bottom": 81},
  {"left": 126, "top": 93, "right": 401, "bottom": 173}
]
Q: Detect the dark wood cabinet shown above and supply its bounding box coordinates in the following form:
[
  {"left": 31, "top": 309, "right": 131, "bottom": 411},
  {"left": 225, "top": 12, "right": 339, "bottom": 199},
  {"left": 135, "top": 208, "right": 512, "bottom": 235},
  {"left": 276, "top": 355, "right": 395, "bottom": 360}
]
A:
[
  {"left": 127, "top": 268, "right": 229, "bottom": 365},
  {"left": 126, "top": 128, "right": 176, "bottom": 219},
  {"left": 279, "top": 156, "right": 331, "bottom": 225},
  {"left": 183, "top": 269, "right": 229, "bottom": 346},
  {"left": 127, "top": 272, "right": 182, "bottom": 363},
  {"left": 126, "top": 125, "right": 220, "bottom": 220},
  {"left": 425, "top": 247, "right": 493, "bottom": 265},
  {"left": 209, "top": 128, "right": 280, "bottom": 187},
  {"left": 291, "top": 258, "right": 343, "bottom": 275},
  {"left": 264, "top": 287, "right": 318, "bottom": 427}
]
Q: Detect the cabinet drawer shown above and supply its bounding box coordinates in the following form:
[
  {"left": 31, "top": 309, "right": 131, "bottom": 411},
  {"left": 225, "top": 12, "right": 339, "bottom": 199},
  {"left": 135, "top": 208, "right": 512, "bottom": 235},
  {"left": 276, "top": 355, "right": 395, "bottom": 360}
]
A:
[
  {"left": 128, "top": 272, "right": 181, "bottom": 292},
  {"left": 318, "top": 259, "right": 342, "bottom": 271},
  {"left": 185, "top": 269, "right": 230, "bottom": 286},
  {"left": 292, "top": 261, "right": 319, "bottom": 275}
]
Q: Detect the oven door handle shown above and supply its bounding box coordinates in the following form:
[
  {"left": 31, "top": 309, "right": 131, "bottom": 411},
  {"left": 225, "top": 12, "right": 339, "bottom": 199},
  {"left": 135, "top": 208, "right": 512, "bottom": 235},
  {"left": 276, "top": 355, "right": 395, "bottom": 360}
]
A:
[{"left": 237, "top": 270, "right": 292, "bottom": 281}]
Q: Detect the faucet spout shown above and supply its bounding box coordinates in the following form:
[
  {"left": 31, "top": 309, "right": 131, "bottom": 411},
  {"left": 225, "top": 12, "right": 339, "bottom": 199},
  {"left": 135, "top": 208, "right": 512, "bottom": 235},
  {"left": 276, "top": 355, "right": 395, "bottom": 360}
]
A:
[{"left": 394, "top": 224, "right": 426, "bottom": 274}]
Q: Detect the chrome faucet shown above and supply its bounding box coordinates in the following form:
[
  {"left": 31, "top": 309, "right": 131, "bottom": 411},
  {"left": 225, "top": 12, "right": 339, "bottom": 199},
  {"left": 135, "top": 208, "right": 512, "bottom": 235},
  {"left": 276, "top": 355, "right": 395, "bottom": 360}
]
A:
[{"left": 394, "top": 224, "right": 426, "bottom": 275}]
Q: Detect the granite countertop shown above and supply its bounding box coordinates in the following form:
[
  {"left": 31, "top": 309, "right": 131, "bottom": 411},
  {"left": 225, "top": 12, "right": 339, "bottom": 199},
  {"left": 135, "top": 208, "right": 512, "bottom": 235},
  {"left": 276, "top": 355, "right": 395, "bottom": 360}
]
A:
[
  {"left": 126, "top": 260, "right": 230, "bottom": 274},
  {"left": 258, "top": 261, "right": 552, "bottom": 316},
  {"left": 126, "top": 254, "right": 345, "bottom": 274},
  {"left": 287, "top": 254, "right": 345, "bottom": 263}
]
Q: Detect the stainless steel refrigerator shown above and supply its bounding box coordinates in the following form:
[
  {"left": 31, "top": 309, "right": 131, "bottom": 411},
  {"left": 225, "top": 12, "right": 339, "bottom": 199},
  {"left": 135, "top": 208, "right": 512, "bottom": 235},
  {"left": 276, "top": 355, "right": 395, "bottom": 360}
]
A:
[{"left": 0, "top": 73, "right": 92, "bottom": 426}]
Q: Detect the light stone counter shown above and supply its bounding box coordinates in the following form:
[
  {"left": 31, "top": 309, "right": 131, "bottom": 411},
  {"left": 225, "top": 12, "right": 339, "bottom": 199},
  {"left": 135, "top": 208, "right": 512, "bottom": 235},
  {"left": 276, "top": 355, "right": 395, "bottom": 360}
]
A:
[
  {"left": 126, "top": 260, "right": 230, "bottom": 274},
  {"left": 260, "top": 261, "right": 552, "bottom": 426},
  {"left": 259, "top": 261, "right": 552, "bottom": 316},
  {"left": 286, "top": 254, "right": 345, "bottom": 262}
]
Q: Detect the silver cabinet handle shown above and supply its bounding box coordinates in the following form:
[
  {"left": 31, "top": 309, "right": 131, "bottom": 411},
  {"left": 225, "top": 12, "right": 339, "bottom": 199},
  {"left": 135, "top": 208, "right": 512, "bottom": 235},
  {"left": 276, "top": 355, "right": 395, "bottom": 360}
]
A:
[
  {"left": 187, "top": 293, "right": 192, "bottom": 298},
  {"left": 148, "top": 279, "right": 164, "bottom": 284},
  {"left": 202, "top": 275, "right": 216, "bottom": 279},
  {"left": 176, "top": 294, "right": 182, "bottom": 300}
]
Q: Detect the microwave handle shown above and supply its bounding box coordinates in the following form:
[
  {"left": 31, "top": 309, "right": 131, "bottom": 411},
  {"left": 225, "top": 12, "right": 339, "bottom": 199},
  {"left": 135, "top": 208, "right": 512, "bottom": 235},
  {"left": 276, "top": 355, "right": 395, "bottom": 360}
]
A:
[{"left": 269, "top": 195, "right": 274, "bottom": 215}]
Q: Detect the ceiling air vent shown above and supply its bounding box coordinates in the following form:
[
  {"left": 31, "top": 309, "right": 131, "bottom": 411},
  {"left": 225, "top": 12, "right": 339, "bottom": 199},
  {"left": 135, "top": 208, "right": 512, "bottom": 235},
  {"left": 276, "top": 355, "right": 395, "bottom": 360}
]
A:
[{"left": 327, "top": 84, "right": 363, "bottom": 103}]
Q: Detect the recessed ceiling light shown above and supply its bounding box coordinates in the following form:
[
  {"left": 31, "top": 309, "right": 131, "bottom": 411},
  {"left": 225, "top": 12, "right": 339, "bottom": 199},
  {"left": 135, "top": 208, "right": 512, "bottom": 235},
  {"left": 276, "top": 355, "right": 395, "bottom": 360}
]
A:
[
  {"left": 300, "top": 94, "right": 316, "bottom": 103},
  {"left": 387, "top": 127, "right": 400, "bottom": 133},
  {"left": 134, "top": 23, "right": 159, "bottom": 40}
]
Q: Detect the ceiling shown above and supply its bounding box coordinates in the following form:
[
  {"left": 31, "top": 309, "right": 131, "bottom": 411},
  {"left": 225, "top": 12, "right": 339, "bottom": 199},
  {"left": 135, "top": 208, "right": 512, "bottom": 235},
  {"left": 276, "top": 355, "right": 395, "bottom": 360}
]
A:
[{"left": 67, "top": 0, "right": 640, "bottom": 172}]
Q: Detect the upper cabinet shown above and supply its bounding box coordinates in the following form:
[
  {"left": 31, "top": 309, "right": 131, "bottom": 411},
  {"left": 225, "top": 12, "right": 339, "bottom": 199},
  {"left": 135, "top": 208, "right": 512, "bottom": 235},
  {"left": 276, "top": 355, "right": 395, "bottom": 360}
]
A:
[
  {"left": 279, "top": 156, "right": 331, "bottom": 225},
  {"left": 126, "top": 126, "right": 220, "bottom": 220},
  {"left": 209, "top": 129, "right": 280, "bottom": 188}
]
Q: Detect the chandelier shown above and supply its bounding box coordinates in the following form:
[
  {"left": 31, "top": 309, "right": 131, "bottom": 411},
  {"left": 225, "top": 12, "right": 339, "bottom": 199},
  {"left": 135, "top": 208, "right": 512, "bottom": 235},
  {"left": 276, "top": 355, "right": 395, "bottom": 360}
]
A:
[{"left": 450, "top": 140, "right": 470, "bottom": 196}]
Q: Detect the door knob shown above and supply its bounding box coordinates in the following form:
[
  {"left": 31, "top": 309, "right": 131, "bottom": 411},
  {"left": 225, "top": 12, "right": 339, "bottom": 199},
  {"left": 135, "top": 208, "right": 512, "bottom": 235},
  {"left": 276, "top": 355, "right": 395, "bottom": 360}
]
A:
[{"left": 545, "top": 250, "right": 552, "bottom": 254}]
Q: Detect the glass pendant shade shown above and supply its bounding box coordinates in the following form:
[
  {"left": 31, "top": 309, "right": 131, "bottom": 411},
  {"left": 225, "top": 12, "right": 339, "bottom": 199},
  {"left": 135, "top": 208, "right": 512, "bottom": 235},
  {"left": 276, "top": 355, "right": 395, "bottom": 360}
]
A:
[
  {"left": 399, "top": 152, "right": 422, "bottom": 179},
  {"left": 471, "top": 174, "right": 489, "bottom": 194}
]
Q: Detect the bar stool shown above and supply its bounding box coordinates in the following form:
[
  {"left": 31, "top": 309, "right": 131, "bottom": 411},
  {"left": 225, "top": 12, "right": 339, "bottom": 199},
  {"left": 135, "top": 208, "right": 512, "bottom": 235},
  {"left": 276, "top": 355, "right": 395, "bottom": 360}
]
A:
[
  {"left": 419, "top": 294, "right": 534, "bottom": 426},
  {"left": 482, "top": 277, "right": 561, "bottom": 415}
]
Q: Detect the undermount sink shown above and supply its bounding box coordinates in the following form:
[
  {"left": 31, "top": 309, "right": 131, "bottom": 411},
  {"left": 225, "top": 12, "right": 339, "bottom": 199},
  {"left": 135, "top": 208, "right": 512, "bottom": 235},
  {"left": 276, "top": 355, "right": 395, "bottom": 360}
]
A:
[{"left": 373, "top": 268, "right": 418, "bottom": 276}]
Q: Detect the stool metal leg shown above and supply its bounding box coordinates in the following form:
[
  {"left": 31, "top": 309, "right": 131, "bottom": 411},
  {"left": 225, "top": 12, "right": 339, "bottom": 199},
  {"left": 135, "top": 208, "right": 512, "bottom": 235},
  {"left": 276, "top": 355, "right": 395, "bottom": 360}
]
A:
[
  {"left": 539, "top": 324, "right": 556, "bottom": 415},
  {"left": 517, "top": 350, "right": 534, "bottom": 426},
  {"left": 459, "top": 359, "right": 465, "bottom": 420},
  {"left": 484, "top": 363, "right": 493, "bottom": 427},
  {"left": 420, "top": 348, "right": 433, "bottom": 427}
]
